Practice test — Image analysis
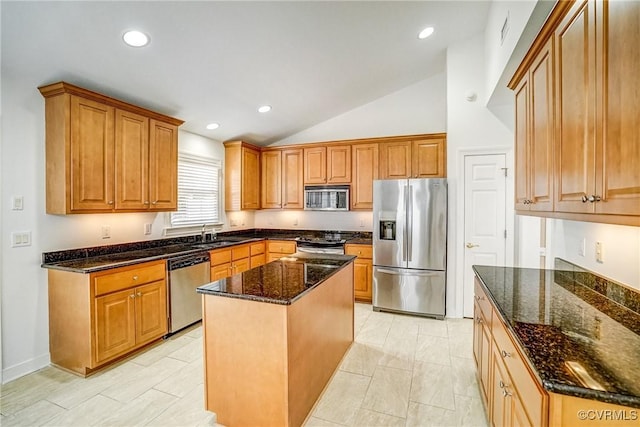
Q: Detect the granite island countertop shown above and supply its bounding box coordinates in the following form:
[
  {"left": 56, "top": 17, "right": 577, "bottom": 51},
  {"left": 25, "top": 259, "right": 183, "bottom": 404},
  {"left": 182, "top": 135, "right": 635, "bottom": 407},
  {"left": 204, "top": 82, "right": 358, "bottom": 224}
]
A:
[
  {"left": 473, "top": 261, "right": 640, "bottom": 409},
  {"left": 197, "top": 252, "right": 355, "bottom": 305}
]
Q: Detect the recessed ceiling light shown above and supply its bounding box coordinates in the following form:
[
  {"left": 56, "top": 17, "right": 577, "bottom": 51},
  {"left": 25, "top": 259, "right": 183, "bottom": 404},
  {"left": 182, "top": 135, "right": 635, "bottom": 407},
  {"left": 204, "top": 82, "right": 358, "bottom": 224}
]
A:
[
  {"left": 206, "top": 123, "right": 220, "bottom": 130},
  {"left": 123, "top": 30, "right": 150, "bottom": 47},
  {"left": 418, "top": 27, "right": 434, "bottom": 39},
  {"left": 258, "top": 105, "right": 272, "bottom": 113}
]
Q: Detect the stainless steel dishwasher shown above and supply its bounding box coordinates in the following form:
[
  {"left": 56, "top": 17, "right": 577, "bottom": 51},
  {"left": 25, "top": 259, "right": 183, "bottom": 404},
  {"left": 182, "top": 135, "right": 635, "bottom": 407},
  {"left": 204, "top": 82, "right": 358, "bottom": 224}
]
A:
[{"left": 167, "top": 251, "right": 211, "bottom": 334}]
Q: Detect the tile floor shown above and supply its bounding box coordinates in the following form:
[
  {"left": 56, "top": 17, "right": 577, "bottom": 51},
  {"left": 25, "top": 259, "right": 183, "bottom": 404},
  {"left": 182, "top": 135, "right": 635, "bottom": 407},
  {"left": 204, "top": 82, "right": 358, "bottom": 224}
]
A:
[{"left": 0, "top": 304, "right": 488, "bottom": 426}]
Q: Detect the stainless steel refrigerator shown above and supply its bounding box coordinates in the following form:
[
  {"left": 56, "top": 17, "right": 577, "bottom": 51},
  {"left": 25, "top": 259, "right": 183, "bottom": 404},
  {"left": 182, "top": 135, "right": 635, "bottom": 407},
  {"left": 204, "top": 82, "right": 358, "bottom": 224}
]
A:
[{"left": 373, "top": 178, "right": 447, "bottom": 319}]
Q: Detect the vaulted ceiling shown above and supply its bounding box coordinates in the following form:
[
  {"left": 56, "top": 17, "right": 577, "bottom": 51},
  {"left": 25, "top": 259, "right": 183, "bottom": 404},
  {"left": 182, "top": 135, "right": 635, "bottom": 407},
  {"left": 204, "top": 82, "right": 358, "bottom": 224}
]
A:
[{"left": 2, "top": 1, "right": 490, "bottom": 145}]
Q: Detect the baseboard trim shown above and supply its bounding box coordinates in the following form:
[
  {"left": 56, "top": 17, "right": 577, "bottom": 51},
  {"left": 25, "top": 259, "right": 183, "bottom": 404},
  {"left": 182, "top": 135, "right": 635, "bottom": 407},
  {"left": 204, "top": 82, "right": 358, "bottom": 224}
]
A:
[{"left": 2, "top": 353, "right": 50, "bottom": 384}]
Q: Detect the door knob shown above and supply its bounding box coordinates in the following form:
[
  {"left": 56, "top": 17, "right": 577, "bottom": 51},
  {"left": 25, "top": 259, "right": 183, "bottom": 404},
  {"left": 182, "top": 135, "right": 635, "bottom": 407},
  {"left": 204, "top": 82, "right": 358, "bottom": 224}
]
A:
[{"left": 466, "top": 243, "right": 479, "bottom": 249}]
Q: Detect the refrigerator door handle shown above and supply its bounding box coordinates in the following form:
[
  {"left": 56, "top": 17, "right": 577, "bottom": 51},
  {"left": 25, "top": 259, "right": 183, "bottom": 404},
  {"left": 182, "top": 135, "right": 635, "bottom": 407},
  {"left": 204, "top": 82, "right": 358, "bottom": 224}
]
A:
[
  {"left": 407, "top": 184, "right": 413, "bottom": 262},
  {"left": 376, "top": 268, "right": 439, "bottom": 277},
  {"left": 403, "top": 185, "right": 409, "bottom": 262}
]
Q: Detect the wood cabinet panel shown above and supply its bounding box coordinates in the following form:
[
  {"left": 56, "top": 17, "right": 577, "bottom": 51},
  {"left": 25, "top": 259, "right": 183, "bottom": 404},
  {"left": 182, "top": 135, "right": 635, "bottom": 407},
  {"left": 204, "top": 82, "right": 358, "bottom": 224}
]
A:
[
  {"left": 345, "top": 244, "right": 372, "bottom": 302},
  {"left": 250, "top": 241, "right": 266, "bottom": 256},
  {"left": 379, "top": 141, "right": 412, "bottom": 179},
  {"left": 148, "top": 120, "right": 178, "bottom": 211},
  {"left": 212, "top": 264, "right": 231, "bottom": 281},
  {"left": 413, "top": 138, "right": 446, "bottom": 178},
  {"left": 261, "top": 150, "right": 282, "bottom": 209},
  {"left": 93, "top": 261, "right": 165, "bottom": 296},
  {"left": 241, "top": 146, "right": 261, "bottom": 210},
  {"left": 251, "top": 254, "right": 266, "bottom": 268},
  {"left": 70, "top": 95, "right": 115, "bottom": 212},
  {"left": 515, "top": 77, "right": 531, "bottom": 210},
  {"left": 94, "top": 288, "right": 136, "bottom": 364},
  {"left": 595, "top": 0, "right": 640, "bottom": 216},
  {"left": 327, "top": 145, "right": 351, "bottom": 183},
  {"left": 554, "top": 0, "right": 596, "bottom": 214},
  {"left": 115, "top": 109, "right": 148, "bottom": 210},
  {"left": 282, "top": 149, "right": 304, "bottom": 209},
  {"left": 304, "top": 146, "right": 326, "bottom": 184},
  {"left": 134, "top": 281, "right": 167, "bottom": 344},
  {"left": 351, "top": 143, "right": 378, "bottom": 210}
]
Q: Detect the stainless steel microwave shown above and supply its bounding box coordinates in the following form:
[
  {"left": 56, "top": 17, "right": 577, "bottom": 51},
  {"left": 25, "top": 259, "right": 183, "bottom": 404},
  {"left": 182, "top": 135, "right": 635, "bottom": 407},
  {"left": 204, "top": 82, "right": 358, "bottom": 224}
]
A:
[{"left": 304, "top": 185, "right": 349, "bottom": 211}]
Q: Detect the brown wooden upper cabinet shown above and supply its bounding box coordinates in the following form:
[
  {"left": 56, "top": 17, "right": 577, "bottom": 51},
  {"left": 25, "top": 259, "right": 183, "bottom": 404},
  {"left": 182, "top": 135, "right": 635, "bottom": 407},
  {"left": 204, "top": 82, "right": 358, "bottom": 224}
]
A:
[
  {"left": 261, "top": 148, "right": 304, "bottom": 209},
  {"left": 511, "top": 0, "right": 639, "bottom": 225},
  {"left": 514, "top": 38, "right": 554, "bottom": 213},
  {"left": 351, "top": 143, "right": 378, "bottom": 210},
  {"left": 224, "top": 141, "right": 261, "bottom": 211},
  {"left": 39, "top": 82, "right": 182, "bottom": 214},
  {"left": 304, "top": 145, "right": 351, "bottom": 184},
  {"left": 379, "top": 136, "right": 446, "bottom": 179}
]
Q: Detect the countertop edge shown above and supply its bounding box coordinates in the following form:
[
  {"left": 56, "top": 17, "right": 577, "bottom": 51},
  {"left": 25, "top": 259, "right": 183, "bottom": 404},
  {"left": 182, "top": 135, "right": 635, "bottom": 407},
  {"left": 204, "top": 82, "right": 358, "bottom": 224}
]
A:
[{"left": 472, "top": 265, "right": 640, "bottom": 409}]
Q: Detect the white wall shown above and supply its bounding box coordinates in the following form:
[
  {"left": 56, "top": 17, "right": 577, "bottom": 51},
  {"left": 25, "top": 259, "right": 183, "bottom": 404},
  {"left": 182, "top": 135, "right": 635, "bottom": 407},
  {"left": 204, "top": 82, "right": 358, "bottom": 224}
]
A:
[
  {"left": 270, "top": 73, "right": 446, "bottom": 146},
  {"left": 255, "top": 210, "right": 372, "bottom": 232},
  {"left": 547, "top": 220, "right": 640, "bottom": 289},
  {"left": 0, "top": 69, "right": 229, "bottom": 382},
  {"left": 445, "top": 34, "right": 514, "bottom": 318}
]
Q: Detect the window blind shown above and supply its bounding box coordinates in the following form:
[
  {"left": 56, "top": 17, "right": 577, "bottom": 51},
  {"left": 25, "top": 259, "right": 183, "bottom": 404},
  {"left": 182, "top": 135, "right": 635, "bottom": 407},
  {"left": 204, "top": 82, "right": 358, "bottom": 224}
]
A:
[{"left": 170, "top": 153, "right": 221, "bottom": 227}]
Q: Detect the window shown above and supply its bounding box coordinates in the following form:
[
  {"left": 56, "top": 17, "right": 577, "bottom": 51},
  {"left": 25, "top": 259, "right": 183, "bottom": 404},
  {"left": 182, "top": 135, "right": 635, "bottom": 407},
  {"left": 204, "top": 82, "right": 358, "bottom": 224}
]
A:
[{"left": 170, "top": 153, "right": 222, "bottom": 227}]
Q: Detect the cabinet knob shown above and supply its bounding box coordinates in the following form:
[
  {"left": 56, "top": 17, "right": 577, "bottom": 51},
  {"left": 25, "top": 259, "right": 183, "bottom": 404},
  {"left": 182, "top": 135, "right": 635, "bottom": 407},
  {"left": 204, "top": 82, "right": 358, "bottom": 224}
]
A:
[
  {"left": 137, "top": 292, "right": 142, "bottom": 297},
  {"left": 152, "top": 201, "right": 158, "bottom": 205},
  {"left": 501, "top": 350, "right": 511, "bottom": 358},
  {"left": 130, "top": 294, "right": 135, "bottom": 299},
  {"left": 132, "top": 275, "right": 139, "bottom": 281},
  {"left": 502, "top": 389, "right": 512, "bottom": 397},
  {"left": 108, "top": 200, "right": 114, "bottom": 205},
  {"left": 588, "top": 195, "right": 601, "bottom": 203},
  {"left": 499, "top": 380, "right": 505, "bottom": 389},
  {"left": 144, "top": 201, "right": 150, "bottom": 205},
  {"left": 475, "top": 317, "right": 482, "bottom": 324}
]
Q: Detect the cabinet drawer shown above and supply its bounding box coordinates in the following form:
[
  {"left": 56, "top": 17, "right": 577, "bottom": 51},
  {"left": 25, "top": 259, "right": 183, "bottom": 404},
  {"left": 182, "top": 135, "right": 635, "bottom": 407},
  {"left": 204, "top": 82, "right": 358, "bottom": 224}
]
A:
[
  {"left": 474, "top": 278, "right": 493, "bottom": 322},
  {"left": 267, "top": 241, "right": 296, "bottom": 254},
  {"left": 345, "top": 244, "right": 372, "bottom": 258},
  {"left": 210, "top": 249, "right": 232, "bottom": 266},
  {"left": 231, "top": 244, "right": 250, "bottom": 260},
  {"left": 493, "top": 315, "right": 546, "bottom": 427},
  {"left": 250, "top": 242, "right": 265, "bottom": 256},
  {"left": 93, "top": 261, "right": 165, "bottom": 297}
]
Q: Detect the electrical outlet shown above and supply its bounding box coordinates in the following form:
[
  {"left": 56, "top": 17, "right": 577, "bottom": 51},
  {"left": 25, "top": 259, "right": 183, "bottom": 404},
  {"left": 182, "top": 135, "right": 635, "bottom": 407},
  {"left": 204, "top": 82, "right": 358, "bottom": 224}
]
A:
[
  {"left": 360, "top": 219, "right": 365, "bottom": 228},
  {"left": 101, "top": 225, "right": 111, "bottom": 239},
  {"left": 578, "top": 238, "right": 586, "bottom": 257},
  {"left": 293, "top": 217, "right": 298, "bottom": 226},
  {"left": 595, "top": 241, "right": 603, "bottom": 263},
  {"left": 230, "top": 219, "right": 237, "bottom": 227},
  {"left": 144, "top": 223, "right": 152, "bottom": 235}
]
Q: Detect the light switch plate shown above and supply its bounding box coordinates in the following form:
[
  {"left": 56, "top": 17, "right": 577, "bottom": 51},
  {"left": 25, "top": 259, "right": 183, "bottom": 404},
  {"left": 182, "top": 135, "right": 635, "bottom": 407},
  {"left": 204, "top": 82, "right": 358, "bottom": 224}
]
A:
[
  {"left": 11, "top": 231, "right": 31, "bottom": 247},
  {"left": 12, "top": 196, "right": 24, "bottom": 210}
]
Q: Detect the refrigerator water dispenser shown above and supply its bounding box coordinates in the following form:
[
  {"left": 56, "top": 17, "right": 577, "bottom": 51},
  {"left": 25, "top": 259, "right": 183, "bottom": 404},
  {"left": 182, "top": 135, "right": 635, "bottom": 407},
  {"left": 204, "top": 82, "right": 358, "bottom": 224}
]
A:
[{"left": 379, "top": 221, "right": 396, "bottom": 240}]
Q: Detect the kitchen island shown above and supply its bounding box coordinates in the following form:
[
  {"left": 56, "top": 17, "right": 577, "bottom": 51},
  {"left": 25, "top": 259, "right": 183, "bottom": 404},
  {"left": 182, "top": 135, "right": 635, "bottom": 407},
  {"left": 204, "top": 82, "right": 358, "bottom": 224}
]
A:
[
  {"left": 197, "top": 252, "right": 355, "bottom": 427},
  {"left": 473, "top": 259, "right": 640, "bottom": 427}
]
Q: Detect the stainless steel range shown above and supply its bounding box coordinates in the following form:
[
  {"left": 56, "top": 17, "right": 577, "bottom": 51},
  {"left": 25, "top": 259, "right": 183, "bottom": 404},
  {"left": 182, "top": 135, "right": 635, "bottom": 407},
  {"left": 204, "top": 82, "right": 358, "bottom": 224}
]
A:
[{"left": 295, "top": 236, "right": 346, "bottom": 254}]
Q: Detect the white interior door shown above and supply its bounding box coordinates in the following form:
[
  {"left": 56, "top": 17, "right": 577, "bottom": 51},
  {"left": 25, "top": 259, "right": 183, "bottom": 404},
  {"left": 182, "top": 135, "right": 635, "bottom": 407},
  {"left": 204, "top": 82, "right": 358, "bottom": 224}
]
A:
[{"left": 463, "top": 154, "right": 507, "bottom": 318}]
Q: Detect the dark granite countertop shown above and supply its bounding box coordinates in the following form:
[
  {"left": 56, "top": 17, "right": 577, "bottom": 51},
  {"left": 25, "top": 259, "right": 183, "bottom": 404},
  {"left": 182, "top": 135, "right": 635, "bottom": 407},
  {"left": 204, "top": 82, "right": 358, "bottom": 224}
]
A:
[
  {"left": 197, "top": 252, "right": 355, "bottom": 305},
  {"left": 41, "top": 229, "right": 370, "bottom": 273},
  {"left": 473, "top": 261, "right": 640, "bottom": 409}
]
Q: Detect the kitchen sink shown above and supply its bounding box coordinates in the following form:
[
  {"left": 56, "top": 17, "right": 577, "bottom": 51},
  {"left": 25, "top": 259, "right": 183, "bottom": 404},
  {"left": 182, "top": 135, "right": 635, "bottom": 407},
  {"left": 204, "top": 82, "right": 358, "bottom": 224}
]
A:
[{"left": 191, "top": 240, "right": 238, "bottom": 250}]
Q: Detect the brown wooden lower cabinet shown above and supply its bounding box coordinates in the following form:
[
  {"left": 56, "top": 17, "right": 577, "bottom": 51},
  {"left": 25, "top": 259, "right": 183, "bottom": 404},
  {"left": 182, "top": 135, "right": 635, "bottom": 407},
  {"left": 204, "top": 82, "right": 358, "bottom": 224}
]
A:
[
  {"left": 267, "top": 240, "right": 297, "bottom": 262},
  {"left": 48, "top": 260, "right": 167, "bottom": 376},
  {"left": 345, "top": 243, "right": 373, "bottom": 302}
]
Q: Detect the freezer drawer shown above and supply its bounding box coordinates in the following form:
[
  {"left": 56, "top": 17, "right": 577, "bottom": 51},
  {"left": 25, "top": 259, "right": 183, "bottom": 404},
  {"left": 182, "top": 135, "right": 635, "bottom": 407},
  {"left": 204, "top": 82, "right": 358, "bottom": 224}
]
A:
[{"left": 373, "top": 266, "right": 445, "bottom": 319}]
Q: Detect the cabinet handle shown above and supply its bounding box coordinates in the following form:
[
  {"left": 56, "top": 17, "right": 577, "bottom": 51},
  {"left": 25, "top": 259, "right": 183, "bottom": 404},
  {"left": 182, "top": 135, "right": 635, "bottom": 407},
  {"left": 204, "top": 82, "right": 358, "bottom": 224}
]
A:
[
  {"left": 130, "top": 294, "right": 135, "bottom": 299},
  {"left": 588, "top": 195, "right": 601, "bottom": 203},
  {"left": 475, "top": 317, "right": 482, "bottom": 324},
  {"left": 132, "top": 275, "right": 139, "bottom": 281},
  {"left": 501, "top": 350, "right": 511, "bottom": 358}
]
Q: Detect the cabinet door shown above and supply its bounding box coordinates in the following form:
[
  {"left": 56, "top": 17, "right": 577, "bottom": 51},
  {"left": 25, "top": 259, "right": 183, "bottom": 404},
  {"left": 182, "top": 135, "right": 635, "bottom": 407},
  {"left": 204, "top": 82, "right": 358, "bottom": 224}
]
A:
[
  {"left": 327, "top": 145, "right": 352, "bottom": 183},
  {"left": 250, "top": 254, "right": 266, "bottom": 268},
  {"left": 94, "top": 288, "right": 136, "bottom": 363},
  {"left": 514, "top": 76, "right": 531, "bottom": 211},
  {"left": 232, "top": 258, "right": 250, "bottom": 275},
  {"left": 480, "top": 315, "right": 492, "bottom": 407},
  {"left": 115, "top": 109, "right": 149, "bottom": 210},
  {"left": 412, "top": 138, "right": 446, "bottom": 178},
  {"left": 70, "top": 95, "right": 115, "bottom": 212},
  {"left": 379, "top": 141, "right": 411, "bottom": 179},
  {"left": 353, "top": 258, "right": 372, "bottom": 302},
  {"left": 595, "top": 0, "right": 640, "bottom": 216},
  {"left": 282, "top": 149, "right": 304, "bottom": 209},
  {"left": 134, "top": 281, "right": 167, "bottom": 344},
  {"left": 212, "top": 263, "right": 231, "bottom": 281},
  {"left": 491, "top": 344, "right": 512, "bottom": 427},
  {"left": 351, "top": 143, "right": 378, "bottom": 210},
  {"left": 554, "top": 0, "right": 597, "bottom": 213},
  {"left": 529, "top": 39, "right": 554, "bottom": 212},
  {"left": 241, "top": 146, "right": 261, "bottom": 210},
  {"left": 304, "top": 146, "right": 326, "bottom": 184},
  {"left": 261, "top": 150, "right": 282, "bottom": 208},
  {"left": 149, "top": 120, "right": 178, "bottom": 210}
]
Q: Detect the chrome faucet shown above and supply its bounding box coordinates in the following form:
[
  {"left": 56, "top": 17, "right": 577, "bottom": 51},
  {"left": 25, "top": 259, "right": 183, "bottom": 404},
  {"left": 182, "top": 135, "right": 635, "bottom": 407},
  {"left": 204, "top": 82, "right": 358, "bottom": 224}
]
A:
[{"left": 201, "top": 224, "right": 207, "bottom": 242}]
